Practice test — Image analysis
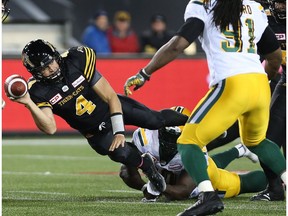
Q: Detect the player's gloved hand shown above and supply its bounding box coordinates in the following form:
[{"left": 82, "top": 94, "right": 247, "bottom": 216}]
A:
[{"left": 124, "top": 69, "right": 150, "bottom": 96}]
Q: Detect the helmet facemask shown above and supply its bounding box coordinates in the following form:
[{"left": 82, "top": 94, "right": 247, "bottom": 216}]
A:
[
  {"left": 269, "top": 0, "right": 286, "bottom": 23},
  {"left": 158, "top": 106, "right": 191, "bottom": 165},
  {"left": 158, "top": 126, "right": 181, "bottom": 165},
  {"left": 32, "top": 57, "right": 63, "bottom": 83}
]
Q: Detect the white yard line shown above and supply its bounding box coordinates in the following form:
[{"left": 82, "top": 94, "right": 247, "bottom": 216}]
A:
[
  {"left": 2, "top": 138, "right": 87, "bottom": 146},
  {"left": 103, "top": 190, "right": 142, "bottom": 194},
  {"left": 6, "top": 190, "right": 68, "bottom": 195},
  {"left": 3, "top": 154, "right": 98, "bottom": 160},
  {"left": 2, "top": 171, "right": 118, "bottom": 176},
  {"left": 3, "top": 171, "right": 85, "bottom": 176}
]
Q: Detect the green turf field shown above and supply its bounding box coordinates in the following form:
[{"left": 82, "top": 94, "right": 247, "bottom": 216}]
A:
[{"left": 2, "top": 136, "right": 286, "bottom": 216}]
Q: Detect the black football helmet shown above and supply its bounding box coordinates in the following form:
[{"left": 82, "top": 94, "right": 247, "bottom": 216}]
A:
[
  {"left": 2, "top": 0, "right": 10, "bottom": 22},
  {"left": 158, "top": 106, "right": 191, "bottom": 165},
  {"left": 268, "top": 0, "right": 286, "bottom": 23},
  {"left": 158, "top": 126, "right": 181, "bottom": 166},
  {"left": 22, "top": 39, "right": 63, "bottom": 83}
]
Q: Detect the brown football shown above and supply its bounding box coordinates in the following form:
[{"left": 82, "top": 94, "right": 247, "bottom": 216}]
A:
[{"left": 4, "top": 74, "right": 28, "bottom": 98}]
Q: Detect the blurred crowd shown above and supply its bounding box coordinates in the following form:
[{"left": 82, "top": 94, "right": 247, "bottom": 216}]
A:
[{"left": 81, "top": 10, "right": 203, "bottom": 56}]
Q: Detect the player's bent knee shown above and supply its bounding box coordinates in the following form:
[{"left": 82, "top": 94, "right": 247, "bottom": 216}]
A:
[
  {"left": 242, "top": 137, "right": 265, "bottom": 147},
  {"left": 119, "top": 164, "right": 130, "bottom": 180}
]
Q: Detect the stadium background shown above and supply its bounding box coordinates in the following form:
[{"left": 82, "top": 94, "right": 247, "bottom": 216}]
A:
[
  {"left": 5, "top": 0, "right": 190, "bottom": 44},
  {"left": 2, "top": 2, "right": 286, "bottom": 215},
  {"left": 2, "top": 0, "right": 210, "bottom": 135}
]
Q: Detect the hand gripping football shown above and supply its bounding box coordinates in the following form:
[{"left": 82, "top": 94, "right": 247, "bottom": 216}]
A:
[{"left": 4, "top": 74, "right": 28, "bottom": 98}]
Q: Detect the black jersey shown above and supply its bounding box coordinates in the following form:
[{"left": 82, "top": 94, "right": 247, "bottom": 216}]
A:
[
  {"left": 28, "top": 46, "right": 110, "bottom": 135},
  {"left": 268, "top": 15, "right": 286, "bottom": 82}
]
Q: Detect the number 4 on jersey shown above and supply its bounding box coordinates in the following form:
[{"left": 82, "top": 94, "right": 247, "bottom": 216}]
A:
[{"left": 76, "top": 95, "right": 96, "bottom": 116}]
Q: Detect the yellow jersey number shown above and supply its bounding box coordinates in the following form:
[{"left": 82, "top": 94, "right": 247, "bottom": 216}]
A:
[{"left": 75, "top": 95, "right": 96, "bottom": 116}]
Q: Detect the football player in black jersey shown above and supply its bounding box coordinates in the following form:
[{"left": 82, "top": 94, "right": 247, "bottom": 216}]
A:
[
  {"left": 8, "top": 39, "right": 189, "bottom": 193},
  {"left": 250, "top": 0, "right": 286, "bottom": 201}
]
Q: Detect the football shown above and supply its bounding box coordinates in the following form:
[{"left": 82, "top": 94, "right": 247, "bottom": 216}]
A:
[{"left": 4, "top": 74, "right": 28, "bottom": 98}]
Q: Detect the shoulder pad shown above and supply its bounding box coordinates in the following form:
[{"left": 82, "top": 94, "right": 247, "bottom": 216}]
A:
[{"left": 65, "top": 46, "right": 96, "bottom": 82}]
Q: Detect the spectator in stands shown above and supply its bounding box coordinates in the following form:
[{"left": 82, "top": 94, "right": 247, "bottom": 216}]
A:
[
  {"left": 81, "top": 10, "right": 111, "bottom": 55},
  {"left": 140, "top": 14, "right": 175, "bottom": 54},
  {"left": 108, "top": 10, "right": 140, "bottom": 53}
]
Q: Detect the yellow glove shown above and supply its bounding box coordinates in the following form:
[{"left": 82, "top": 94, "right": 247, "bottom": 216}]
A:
[{"left": 124, "top": 69, "right": 150, "bottom": 96}]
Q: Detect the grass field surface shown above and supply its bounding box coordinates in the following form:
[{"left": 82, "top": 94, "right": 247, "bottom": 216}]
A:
[{"left": 2, "top": 136, "right": 286, "bottom": 216}]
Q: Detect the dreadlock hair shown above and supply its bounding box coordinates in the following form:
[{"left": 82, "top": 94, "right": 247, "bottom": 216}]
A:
[{"left": 204, "top": 0, "right": 243, "bottom": 32}]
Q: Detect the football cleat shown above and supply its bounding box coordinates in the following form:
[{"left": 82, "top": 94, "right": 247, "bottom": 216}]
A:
[
  {"left": 177, "top": 191, "right": 224, "bottom": 216},
  {"left": 141, "top": 153, "right": 166, "bottom": 192},
  {"left": 250, "top": 188, "right": 285, "bottom": 201}
]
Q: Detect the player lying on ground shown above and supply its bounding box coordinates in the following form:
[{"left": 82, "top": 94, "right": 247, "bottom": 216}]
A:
[{"left": 120, "top": 107, "right": 266, "bottom": 201}]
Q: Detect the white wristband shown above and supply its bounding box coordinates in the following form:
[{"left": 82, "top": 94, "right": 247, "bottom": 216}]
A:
[{"left": 111, "top": 113, "right": 125, "bottom": 135}]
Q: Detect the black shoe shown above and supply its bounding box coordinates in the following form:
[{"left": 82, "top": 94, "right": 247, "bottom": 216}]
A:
[
  {"left": 177, "top": 191, "right": 224, "bottom": 216},
  {"left": 250, "top": 188, "right": 285, "bottom": 201},
  {"left": 141, "top": 153, "right": 166, "bottom": 192}
]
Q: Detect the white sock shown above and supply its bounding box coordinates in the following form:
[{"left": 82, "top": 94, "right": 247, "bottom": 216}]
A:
[
  {"left": 198, "top": 180, "right": 214, "bottom": 192},
  {"left": 281, "top": 171, "right": 286, "bottom": 184},
  {"left": 235, "top": 143, "right": 245, "bottom": 157}
]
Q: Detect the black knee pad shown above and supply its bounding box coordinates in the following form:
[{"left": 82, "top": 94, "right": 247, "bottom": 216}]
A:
[
  {"left": 109, "top": 147, "right": 130, "bottom": 163},
  {"left": 109, "top": 143, "right": 142, "bottom": 167},
  {"left": 119, "top": 164, "right": 129, "bottom": 180}
]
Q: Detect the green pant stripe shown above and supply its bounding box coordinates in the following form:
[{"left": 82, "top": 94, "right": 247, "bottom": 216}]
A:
[
  {"left": 191, "top": 0, "right": 203, "bottom": 5},
  {"left": 188, "top": 80, "right": 225, "bottom": 124}
]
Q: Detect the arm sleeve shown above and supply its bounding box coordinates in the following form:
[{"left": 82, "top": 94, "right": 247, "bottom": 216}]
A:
[
  {"left": 89, "top": 69, "right": 103, "bottom": 86},
  {"left": 257, "top": 26, "right": 280, "bottom": 55},
  {"left": 176, "top": 18, "right": 204, "bottom": 44}
]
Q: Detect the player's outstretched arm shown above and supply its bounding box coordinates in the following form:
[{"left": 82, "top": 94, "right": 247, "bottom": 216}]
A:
[
  {"left": 123, "top": 17, "right": 204, "bottom": 96},
  {"left": 12, "top": 93, "right": 57, "bottom": 135},
  {"left": 124, "top": 36, "right": 189, "bottom": 96}
]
